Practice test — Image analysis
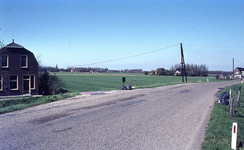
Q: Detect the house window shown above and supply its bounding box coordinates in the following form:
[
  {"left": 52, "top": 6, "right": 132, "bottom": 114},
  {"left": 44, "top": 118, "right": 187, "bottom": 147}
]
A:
[
  {"left": 20, "top": 55, "right": 28, "bottom": 68},
  {"left": 1, "top": 54, "right": 9, "bottom": 68},
  {"left": 9, "top": 75, "right": 18, "bottom": 90},
  {"left": 0, "top": 75, "right": 2, "bottom": 91},
  {"left": 30, "top": 75, "right": 35, "bottom": 89}
]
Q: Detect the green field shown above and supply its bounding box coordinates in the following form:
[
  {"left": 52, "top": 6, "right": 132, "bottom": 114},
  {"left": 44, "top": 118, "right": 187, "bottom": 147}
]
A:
[{"left": 53, "top": 72, "right": 223, "bottom": 92}]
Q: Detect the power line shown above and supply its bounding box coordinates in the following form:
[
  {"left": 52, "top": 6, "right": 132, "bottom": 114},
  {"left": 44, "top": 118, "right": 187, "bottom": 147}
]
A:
[
  {"left": 183, "top": 45, "right": 228, "bottom": 63},
  {"left": 76, "top": 44, "right": 179, "bottom": 67}
]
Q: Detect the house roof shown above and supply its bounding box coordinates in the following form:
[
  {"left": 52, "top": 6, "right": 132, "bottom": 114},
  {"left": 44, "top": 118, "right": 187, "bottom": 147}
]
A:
[
  {"left": 0, "top": 40, "right": 25, "bottom": 53},
  {"left": 221, "top": 72, "right": 232, "bottom": 76},
  {"left": 0, "top": 40, "right": 38, "bottom": 64},
  {"left": 236, "top": 67, "right": 244, "bottom": 72},
  {"left": 4, "top": 39, "right": 24, "bottom": 48},
  {"left": 175, "top": 68, "right": 181, "bottom": 72},
  {"left": 5, "top": 42, "right": 24, "bottom": 48},
  {"left": 0, "top": 40, "right": 29, "bottom": 54}
]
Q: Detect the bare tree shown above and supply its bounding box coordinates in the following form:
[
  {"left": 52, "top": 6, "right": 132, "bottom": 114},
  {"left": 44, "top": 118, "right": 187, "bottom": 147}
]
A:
[
  {"left": 170, "top": 65, "right": 174, "bottom": 71},
  {"left": 174, "top": 64, "right": 181, "bottom": 70},
  {"left": 0, "top": 38, "right": 5, "bottom": 48},
  {"left": 36, "top": 55, "right": 43, "bottom": 68}
]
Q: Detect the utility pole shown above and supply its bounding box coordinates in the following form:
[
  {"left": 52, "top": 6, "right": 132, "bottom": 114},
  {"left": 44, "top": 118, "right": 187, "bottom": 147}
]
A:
[{"left": 180, "top": 43, "right": 187, "bottom": 82}]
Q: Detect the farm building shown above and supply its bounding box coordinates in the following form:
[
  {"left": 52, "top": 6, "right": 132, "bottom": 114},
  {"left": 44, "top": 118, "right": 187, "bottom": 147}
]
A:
[
  {"left": 208, "top": 71, "right": 223, "bottom": 77},
  {"left": 174, "top": 68, "right": 191, "bottom": 76},
  {"left": 127, "top": 69, "right": 143, "bottom": 73},
  {"left": 234, "top": 67, "right": 244, "bottom": 79},
  {"left": 0, "top": 40, "right": 39, "bottom": 96},
  {"left": 219, "top": 72, "right": 232, "bottom": 80},
  {"left": 174, "top": 68, "right": 181, "bottom": 76}
]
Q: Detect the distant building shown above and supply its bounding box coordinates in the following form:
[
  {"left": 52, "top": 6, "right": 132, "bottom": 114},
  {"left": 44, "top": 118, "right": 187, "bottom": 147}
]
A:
[
  {"left": 174, "top": 68, "right": 181, "bottom": 76},
  {"left": 234, "top": 67, "right": 244, "bottom": 79},
  {"left": 71, "top": 68, "right": 76, "bottom": 72},
  {"left": 219, "top": 72, "right": 232, "bottom": 80},
  {"left": 127, "top": 69, "right": 143, "bottom": 73},
  {"left": 208, "top": 71, "right": 223, "bottom": 77},
  {"left": 0, "top": 40, "right": 39, "bottom": 96},
  {"left": 107, "top": 70, "right": 121, "bottom": 73}
]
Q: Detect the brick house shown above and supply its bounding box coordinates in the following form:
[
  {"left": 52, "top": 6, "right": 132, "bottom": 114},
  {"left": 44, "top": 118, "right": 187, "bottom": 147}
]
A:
[
  {"left": 219, "top": 72, "right": 232, "bottom": 80},
  {"left": 0, "top": 40, "right": 39, "bottom": 96},
  {"left": 234, "top": 67, "right": 244, "bottom": 80}
]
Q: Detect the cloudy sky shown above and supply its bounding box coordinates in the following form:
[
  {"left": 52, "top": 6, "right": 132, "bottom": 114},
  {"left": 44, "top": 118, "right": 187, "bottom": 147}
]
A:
[{"left": 1, "top": 0, "right": 243, "bottom": 71}]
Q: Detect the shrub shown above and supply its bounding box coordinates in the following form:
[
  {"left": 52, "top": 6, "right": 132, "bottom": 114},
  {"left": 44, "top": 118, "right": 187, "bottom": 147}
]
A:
[
  {"left": 155, "top": 68, "right": 166, "bottom": 76},
  {"left": 144, "top": 71, "right": 149, "bottom": 75},
  {"left": 165, "top": 70, "right": 174, "bottom": 76},
  {"left": 216, "top": 75, "right": 220, "bottom": 80},
  {"left": 39, "top": 71, "right": 65, "bottom": 95}
]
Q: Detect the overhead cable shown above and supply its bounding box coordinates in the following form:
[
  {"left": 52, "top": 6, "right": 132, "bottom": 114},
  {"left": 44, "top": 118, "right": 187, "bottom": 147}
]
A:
[{"left": 77, "top": 44, "right": 179, "bottom": 67}]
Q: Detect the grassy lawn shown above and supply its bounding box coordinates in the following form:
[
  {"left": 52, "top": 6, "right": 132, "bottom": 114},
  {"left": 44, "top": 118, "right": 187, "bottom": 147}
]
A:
[
  {"left": 202, "top": 83, "right": 244, "bottom": 150},
  {"left": 53, "top": 72, "right": 222, "bottom": 92}
]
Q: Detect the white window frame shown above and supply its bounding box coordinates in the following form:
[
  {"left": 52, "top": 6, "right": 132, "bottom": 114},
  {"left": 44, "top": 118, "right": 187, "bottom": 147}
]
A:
[
  {"left": 0, "top": 75, "right": 2, "bottom": 91},
  {"left": 1, "top": 54, "right": 9, "bottom": 68},
  {"left": 9, "top": 75, "right": 18, "bottom": 90},
  {"left": 20, "top": 55, "right": 28, "bottom": 68}
]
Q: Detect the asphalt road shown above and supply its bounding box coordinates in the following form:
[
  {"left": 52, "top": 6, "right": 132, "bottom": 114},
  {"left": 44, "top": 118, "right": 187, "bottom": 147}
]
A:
[{"left": 0, "top": 81, "right": 238, "bottom": 150}]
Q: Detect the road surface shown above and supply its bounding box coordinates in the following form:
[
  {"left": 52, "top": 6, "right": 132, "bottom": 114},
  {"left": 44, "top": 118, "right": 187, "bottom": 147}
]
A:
[{"left": 0, "top": 81, "right": 238, "bottom": 149}]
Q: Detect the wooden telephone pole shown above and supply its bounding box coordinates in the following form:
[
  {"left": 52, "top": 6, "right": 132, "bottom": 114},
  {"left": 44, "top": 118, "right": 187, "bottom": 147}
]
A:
[{"left": 180, "top": 43, "right": 187, "bottom": 83}]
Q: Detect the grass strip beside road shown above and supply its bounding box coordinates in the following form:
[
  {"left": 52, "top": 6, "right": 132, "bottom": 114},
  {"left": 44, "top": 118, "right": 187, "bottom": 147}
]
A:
[
  {"left": 0, "top": 93, "right": 77, "bottom": 114},
  {"left": 202, "top": 83, "right": 244, "bottom": 150}
]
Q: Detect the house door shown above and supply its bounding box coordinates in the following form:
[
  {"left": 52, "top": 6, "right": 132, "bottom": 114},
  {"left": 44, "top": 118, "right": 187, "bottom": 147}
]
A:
[{"left": 23, "top": 75, "right": 30, "bottom": 94}]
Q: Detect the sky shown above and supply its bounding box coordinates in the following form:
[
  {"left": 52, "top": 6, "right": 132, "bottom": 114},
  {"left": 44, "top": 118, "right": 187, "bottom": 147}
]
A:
[{"left": 0, "top": 0, "right": 243, "bottom": 71}]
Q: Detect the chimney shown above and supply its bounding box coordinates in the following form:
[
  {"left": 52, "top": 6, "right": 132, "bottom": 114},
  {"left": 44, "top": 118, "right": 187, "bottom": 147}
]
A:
[{"left": 12, "top": 39, "right": 14, "bottom": 43}]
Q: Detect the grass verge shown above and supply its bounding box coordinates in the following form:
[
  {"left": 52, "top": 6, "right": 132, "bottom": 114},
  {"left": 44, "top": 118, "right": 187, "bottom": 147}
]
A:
[
  {"left": 0, "top": 93, "right": 78, "bottom": 114},
  {"left": 202, "top": 83, "right": 244, "bottom": 150}
]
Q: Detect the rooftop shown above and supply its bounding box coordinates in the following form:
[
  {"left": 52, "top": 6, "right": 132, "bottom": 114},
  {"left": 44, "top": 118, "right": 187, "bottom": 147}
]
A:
[{"left": 4, "top": 39, "right": 24, "bottom": 48}]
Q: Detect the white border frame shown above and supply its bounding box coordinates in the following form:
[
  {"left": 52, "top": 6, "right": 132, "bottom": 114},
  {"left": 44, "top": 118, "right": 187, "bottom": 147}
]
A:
[
  {"left": 0, "top": 75, "right": 2, "bottom": 91},
  {"left": 1, "top": 54, "right": 9, "bottom": 68},
  {"left": 20, "top": 55, "right": 28, "bottom": 68},
  {"left": 9, "top": 75, "right": 18, "bottom": 90}
]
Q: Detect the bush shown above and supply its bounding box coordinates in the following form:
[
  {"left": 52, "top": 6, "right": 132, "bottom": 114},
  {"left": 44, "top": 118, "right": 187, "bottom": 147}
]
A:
[
  {"left": 144, "top": 71, "right": 149, "bottom": 75},
  {"left": 165, "top": 70, "right": 174, "bottom": 76},
  {"left": 39, "top": 71, "right": 65, "bottom": 95},
  {"left": 155, "top": 68, "right": 166, "bottom": 76},
  {"left": 216, "top": 75, "right": 220, "bottom": 80}
]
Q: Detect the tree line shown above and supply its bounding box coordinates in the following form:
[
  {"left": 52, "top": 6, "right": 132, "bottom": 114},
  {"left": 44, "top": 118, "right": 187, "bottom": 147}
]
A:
[{"left": 145, "top": 63, "right": 208, "bottom": 77}]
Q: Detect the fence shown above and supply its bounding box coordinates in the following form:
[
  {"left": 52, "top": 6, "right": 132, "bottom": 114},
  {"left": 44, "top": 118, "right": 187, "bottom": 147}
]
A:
[{"left": 229, "top": 86, "right": 242, "bottom": 117}]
